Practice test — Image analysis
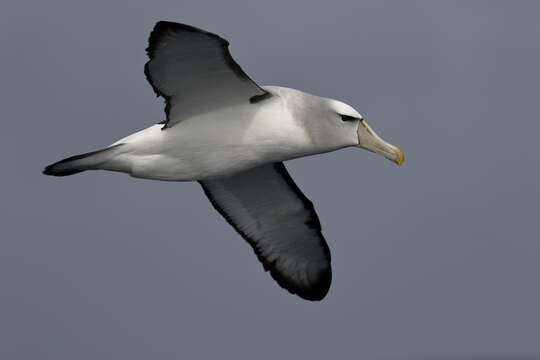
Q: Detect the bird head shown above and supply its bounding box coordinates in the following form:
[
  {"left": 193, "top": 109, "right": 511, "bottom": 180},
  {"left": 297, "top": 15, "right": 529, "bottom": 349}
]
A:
[{"left": 329, "top": 99, "right": 404, "bottom": 166}]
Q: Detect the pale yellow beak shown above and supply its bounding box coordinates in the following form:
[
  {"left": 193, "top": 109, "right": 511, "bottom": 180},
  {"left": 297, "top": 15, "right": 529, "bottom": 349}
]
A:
[{"left": 357, "top": 120, "right": 404, "bottom": 166}]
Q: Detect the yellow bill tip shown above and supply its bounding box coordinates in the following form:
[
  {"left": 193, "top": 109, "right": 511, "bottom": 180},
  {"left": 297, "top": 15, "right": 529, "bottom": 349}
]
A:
[{"left": 395, "top": 147, "right": 405, "bottom": 166}]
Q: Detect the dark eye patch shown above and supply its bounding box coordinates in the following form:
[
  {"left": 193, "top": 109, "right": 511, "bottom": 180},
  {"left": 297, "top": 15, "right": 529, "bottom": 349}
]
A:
[{"left": 340, "top": 114, "right": 359, "bottom": 122}]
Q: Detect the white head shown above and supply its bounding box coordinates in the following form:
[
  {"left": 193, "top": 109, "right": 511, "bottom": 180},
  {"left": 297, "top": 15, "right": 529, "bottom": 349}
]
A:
[
  {"left": 262, "top": 86, "right": 403, "bottom": 165},
  {"left": 289, "top": 90, "right": 404, "bottom": 165},
  {"left": 326, "top": 98, "right": 404, "bottom": 165}
]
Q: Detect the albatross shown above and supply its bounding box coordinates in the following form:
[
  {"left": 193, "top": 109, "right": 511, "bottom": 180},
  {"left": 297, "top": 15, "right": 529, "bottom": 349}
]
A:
[{"left": 43, "top": 21, "right": 404, "bottom": 301}]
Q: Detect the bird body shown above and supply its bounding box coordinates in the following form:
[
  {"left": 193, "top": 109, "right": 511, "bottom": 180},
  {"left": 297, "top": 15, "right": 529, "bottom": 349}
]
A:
[
  {"left": 104, "top": 86, "right": 355, "bottom": 181},
  {"left": 44, "top": 21, "right": 403, "bottom": 300}
]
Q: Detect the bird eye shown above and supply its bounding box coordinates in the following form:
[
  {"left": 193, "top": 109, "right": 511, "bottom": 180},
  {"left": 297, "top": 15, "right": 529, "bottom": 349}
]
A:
[{"left": 340, "top": 114, "right": 358, "bottom": 122}]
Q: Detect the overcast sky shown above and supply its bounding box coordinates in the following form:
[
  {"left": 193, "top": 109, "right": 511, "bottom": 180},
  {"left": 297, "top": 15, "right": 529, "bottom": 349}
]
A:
[{"left": 1, "top": 1, "right": 540, "bottom": 359}]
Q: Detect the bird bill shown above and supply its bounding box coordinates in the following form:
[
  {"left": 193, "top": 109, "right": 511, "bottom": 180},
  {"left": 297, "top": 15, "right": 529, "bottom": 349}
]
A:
[{"left": 357, "top": 120, "right": 404, "bottom": 166}]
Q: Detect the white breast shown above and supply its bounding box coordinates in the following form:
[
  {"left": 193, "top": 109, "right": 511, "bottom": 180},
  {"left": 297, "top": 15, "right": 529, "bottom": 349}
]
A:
[{"left": 108, "top": 95, "right": 311, "bottom": 181}]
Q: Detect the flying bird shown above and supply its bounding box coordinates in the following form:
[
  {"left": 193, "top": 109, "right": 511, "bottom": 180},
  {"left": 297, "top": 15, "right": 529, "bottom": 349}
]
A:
[{"left": 44, "top": 21, "right": 404, "bottom": 301}]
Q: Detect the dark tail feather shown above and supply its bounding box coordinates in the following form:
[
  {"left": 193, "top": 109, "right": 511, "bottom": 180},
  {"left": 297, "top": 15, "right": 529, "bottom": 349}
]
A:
[
  {"left": 43, "top": 144, "right": 123, "bottom": 177},
  {"left": 43, "top": 165, "right": 84, "bottom": 176}
]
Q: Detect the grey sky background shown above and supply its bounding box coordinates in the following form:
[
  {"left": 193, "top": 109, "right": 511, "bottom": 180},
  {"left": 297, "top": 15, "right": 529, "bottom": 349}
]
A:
[{"left": 1, "top": 1, "right": 539, "bottom": 359}]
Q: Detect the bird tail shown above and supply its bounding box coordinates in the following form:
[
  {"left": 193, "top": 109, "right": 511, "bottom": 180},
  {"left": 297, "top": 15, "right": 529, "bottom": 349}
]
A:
[{"left": 43, "top": 144, "right": 124, "bottom": 176}]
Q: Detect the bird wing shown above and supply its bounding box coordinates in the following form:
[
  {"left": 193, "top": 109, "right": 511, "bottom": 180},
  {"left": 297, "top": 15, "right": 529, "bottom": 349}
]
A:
[
  {"left": 144, "top": 21, "right": 267, "bottom": 128},
  {"left": 199, "top": 162, "right": 332, "bottom": 301}
]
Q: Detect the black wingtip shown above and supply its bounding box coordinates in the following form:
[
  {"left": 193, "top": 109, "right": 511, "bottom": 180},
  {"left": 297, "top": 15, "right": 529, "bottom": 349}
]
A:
[
  {"left": 146, "top": 21, "right": 227, "bottom": 58},
  {"left": 268, "top": 261, "right": 332, "bottom": 301},
  {"left": 305, "top": 269, "right": 332, "bottom": 301},
  {"left": 153, "top": 21, "right": 216, "bottom": 36}
]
